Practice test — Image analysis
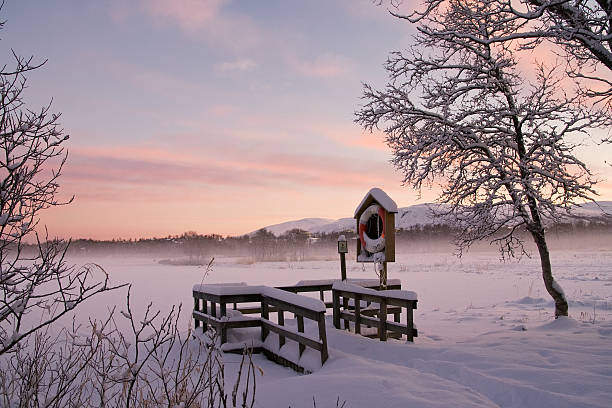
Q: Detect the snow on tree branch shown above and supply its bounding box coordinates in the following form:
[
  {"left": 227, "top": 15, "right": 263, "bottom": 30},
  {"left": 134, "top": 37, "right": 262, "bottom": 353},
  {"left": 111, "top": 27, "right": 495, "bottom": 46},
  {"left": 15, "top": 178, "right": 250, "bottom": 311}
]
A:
[{"left": 358, "top": 0, "right": 612, "bottom": 317}]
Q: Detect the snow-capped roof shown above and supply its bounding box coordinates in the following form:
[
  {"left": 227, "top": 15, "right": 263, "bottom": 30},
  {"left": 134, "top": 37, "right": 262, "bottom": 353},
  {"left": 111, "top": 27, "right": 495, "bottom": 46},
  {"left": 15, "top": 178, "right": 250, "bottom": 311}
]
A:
[{"left": 354, "top": 187, "right": 398, "bottom": 217}]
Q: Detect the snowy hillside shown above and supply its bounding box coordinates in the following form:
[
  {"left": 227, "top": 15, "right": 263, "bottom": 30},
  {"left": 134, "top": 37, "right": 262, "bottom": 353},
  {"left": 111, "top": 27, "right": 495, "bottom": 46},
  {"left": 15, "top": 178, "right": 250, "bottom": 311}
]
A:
[
  {"left": 255, "top": 201, "right": 612, "bottom": 236},
  {"left": 253, "top": 218, "right": 335, "bottom": 236}
]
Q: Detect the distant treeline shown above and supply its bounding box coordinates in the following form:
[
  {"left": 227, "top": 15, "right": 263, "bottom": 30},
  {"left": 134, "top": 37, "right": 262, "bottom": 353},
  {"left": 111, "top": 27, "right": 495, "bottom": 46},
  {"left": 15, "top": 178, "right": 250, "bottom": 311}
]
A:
[{"left": 23, "top": 217, "right": 611, "bottom": 262}]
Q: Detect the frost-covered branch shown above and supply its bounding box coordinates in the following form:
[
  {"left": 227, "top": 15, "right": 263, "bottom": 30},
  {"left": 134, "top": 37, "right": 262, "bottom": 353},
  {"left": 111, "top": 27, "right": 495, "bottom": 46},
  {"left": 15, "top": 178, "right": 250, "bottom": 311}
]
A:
[
  {"left": 385, "top": 0, "right": 612, "bottom": 107},
  {"left": 357, "top": 0, "right": 612, "bottom": 317}
]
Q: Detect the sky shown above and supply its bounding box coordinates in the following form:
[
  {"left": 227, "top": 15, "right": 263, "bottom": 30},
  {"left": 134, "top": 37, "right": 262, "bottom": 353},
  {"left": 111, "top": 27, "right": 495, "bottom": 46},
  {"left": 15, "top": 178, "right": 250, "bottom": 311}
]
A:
[{"left": 1, "top": 0, "right": 611, "bottom": 240}]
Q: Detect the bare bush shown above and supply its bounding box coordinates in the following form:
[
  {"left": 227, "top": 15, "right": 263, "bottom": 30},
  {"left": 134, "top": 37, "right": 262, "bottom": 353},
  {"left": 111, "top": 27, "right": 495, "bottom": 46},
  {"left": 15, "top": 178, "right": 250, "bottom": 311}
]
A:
[{"left": 0, "top": 3, "right": 257, "bottom": 406}]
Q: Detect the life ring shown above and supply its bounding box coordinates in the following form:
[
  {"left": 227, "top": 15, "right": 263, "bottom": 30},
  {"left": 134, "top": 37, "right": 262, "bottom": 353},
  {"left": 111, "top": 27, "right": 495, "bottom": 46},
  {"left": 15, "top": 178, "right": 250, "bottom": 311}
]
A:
[{"left": 358, "top": 204, "right": 386, "bottom": 254}]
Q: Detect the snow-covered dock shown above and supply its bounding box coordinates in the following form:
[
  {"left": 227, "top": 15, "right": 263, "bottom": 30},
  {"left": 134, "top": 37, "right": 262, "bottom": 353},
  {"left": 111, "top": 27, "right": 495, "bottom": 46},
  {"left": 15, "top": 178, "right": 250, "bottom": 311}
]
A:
[{"left": 192, "top": 279, "right": 418, "bottom": 372}]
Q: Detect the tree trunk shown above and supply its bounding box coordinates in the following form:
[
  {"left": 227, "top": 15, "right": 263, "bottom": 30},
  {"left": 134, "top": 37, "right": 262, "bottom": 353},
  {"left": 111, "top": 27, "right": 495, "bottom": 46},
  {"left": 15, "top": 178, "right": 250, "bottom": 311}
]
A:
[{"left": 530, "top": 228, "right": 568, "bottom": 317}]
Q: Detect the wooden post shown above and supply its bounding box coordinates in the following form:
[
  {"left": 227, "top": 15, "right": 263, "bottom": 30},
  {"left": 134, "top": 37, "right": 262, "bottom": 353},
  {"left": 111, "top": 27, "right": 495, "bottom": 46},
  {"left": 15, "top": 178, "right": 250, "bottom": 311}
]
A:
[
  {"left": 380, "top": 262, "right": 388, "bottom": 290},
  {"left": 278, "top": 309, "right": 285, "bottom": 348},
  {"left": 318, "top": 312, "right": 328, "bottom": 365},
  {"left": 193, "top": 297, "right": 200, "bottom": 329},
  {"left": 319, "top": 289, "right": 325, "bottom": 302},
  {"left": 340, "top": 252, "right": 346, "bottom": 281},
  {"left": 220, "top": 302, "right": 227, "bottom": 344},
  {"left": 261, "top": 301, "right": 269, "bottom": 342},
  {"left": 332, "top": 290, "right": 340, "bottom": 329},
  {"left": 202, "top": 299, "right": 208, "bottom": 332},
  {"left": 354, "top": 294, "right": 361, "bottom": 335},
  {"left": 211, "top": 302, "right": 217, "bottom": 318},
  {"left": 406, "top": 301, "right": 414, "bottom": 342},
  {"left": 379, "top": 298, "right": 387, "bottom": 341},
  {"left": 297, "top": 315, "right": 305, "bottom": 356},
  {"left": 342, "top": 296, "right": 349, "bottom": 330}
]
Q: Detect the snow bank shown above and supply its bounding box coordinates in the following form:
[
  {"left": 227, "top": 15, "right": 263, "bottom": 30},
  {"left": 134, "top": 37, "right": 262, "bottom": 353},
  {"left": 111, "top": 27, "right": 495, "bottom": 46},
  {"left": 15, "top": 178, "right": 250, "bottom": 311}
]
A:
[{"left": 534, "top": 316, "right": 580, "bottom": 331}]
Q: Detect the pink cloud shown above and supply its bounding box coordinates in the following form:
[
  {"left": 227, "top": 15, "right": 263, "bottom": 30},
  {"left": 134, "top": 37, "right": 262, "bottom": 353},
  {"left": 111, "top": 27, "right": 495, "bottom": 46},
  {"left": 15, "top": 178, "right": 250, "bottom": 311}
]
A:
[
  {"left": 63, "top": 142, "right": 397, "bottom": 203},
  {"left": 215, "top": 58, "right": 257, "bottom": 74},
  {"left": 286, "top": 52, "right": 354, "bottom": 79},
  {"left": 142, "top": 0, "right": 226, "bottom": 31},
  {"left": 139, "top": 0, "right": 261, "bottom": 52}
]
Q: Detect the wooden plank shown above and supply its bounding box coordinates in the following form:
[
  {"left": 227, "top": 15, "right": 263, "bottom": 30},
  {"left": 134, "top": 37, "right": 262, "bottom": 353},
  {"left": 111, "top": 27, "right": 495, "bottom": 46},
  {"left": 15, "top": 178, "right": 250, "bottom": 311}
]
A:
[
  {"left": 334, "top": 290, "right": 413, "bottom": 306},
  {"left": 262, "top": 296, "right": 321, "bottom": 321},
  {"left": 360, "top": 306, "right": 402, "bottom": 316},
  {"left": 385, "top": 212, "right": 395, "bottom": 263},
  {"left": 339, "top": 311, "right": 380, "bottom": 328},
  {"left": 406, "top": 301, "right": 415, "bottom": 341},
  {"left": 318, "top": 312, "right": 328, "bottom": 365},
  {"left": 275, "top": 284, "right": 333, "bottom": 293},
  {"left": 332, "top": 290, "right": 340, "bottom": 329},
  {"left": 261, "top": 301, "right": 269, "bottom": 341},
  {"left": 193, "top": 298, "right": 200, "bottom": 329},
  {"left": 202, "top": 299, "right": 208, "bottom": 332},
  {"left": 236, "top": 306, "right": 262, "bottom": 315},
  {"left": 386, "top": 321, "right": 410, "bottom": 335},
  {"left": 261, "top": 320, "right": 322, "bottom": 351},
  {"left": 220, "top": 302, "right": 227, "bottom": 344},
  {"left": 278, "top": 309, "right": 285, "bottom": 348},
  {"left": 192, "top": 292, "right": 261, "bottom": 304},
  {"left": 342, "top": 296, "right": 349, "bottom": 330},
  {"left": 379, "top": 299, "right": 387, "bottom": 341},
  {"left": 192, "top": 311, "right": 261, "bottom": 329},
  {"left": 192, "top": 291, "right": 222, "bottom": 303},
  {"left": 354, "top": 294, "right": 361, "bottom": 335},
  {"left": 297, "top": 315, "right": 305, "bottom": 356}
]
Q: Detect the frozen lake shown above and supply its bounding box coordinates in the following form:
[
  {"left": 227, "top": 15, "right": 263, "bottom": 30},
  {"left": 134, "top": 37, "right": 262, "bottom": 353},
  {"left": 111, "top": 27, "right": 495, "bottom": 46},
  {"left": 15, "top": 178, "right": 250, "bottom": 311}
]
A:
[
  {"left": 68, "top": 248, "right": 612, "bottom": 407},
  {"left": 77, "top": 248, "right": 612, "bottom": 338}
]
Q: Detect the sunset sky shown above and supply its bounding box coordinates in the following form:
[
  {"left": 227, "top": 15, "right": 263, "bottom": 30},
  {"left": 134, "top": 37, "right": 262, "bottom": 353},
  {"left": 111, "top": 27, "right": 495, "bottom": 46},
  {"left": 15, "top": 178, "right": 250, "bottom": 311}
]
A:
[{"left": 2, "top": 0, "right": 611, "bottom": 240}]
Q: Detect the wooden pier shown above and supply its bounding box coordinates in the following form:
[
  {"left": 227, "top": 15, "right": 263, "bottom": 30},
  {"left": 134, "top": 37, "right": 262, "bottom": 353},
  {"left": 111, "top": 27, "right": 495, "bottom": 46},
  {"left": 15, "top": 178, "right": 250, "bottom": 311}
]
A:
[{"left": 192, "top": 279, "right": 417, "bottom": 373}]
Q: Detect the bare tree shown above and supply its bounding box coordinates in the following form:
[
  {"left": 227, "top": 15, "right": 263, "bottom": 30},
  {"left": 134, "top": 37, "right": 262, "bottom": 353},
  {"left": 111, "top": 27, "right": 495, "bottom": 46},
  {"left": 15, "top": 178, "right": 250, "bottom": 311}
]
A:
[
  {"left": 356, "top": 0, "right": 612, "bottom": 317},
  {"left": 0, "top": 4, "right": 123, "bottom": 356},
  {"left": 0, "top": 290, "right": 257, "bottom": 407},
  {"left": 1, "top": 5, "right": 258, "bottom": 407},
  {"left": 393, "top": 0, "right": 612, "bottom": 107}
]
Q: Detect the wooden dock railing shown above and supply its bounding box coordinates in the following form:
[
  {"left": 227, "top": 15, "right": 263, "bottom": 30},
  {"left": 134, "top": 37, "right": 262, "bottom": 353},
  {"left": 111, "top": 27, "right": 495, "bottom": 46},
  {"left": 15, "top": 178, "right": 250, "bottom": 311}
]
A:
[
  {"left": 192, "top": 284, "right": 328, "bottom": 371},
  {"left": 332, "top": 281, "right": 418, "bottom": 341},
  {"left": 234, "top": 279, "right": 401, "bottom": 314},
  {"left": 260, "top": 291, "right": 328, "bottom": 366}
]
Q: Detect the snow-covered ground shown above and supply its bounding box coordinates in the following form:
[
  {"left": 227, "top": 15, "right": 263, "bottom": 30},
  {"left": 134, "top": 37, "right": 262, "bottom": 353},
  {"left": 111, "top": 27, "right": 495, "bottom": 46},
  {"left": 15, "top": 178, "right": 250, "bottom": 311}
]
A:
[{"left": 74, "top": 247, "right": 612, "bottom": 408}]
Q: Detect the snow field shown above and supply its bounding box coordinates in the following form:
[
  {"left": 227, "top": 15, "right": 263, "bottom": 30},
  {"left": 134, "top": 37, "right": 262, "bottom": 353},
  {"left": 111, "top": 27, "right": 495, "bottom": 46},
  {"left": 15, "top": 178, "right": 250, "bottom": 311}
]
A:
[{"left": 69, "top": 248, "right": 612, "bottom": 407}]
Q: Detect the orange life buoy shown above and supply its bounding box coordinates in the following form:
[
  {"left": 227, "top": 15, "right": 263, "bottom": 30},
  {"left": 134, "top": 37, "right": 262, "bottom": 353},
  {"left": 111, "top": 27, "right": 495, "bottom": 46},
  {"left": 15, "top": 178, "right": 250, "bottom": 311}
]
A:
[{"left": 359, "top": 204, "right": 386, "bottom": 253}]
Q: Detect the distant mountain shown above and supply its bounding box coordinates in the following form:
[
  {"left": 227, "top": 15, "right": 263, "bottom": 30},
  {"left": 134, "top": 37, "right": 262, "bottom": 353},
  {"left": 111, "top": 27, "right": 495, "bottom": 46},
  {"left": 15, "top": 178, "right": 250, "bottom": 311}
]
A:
[
  {"left": 254, "top": 218, "right": 336, "bottom": 236},
  {"left": 252, "top": 201, "right": 612, "bottom": 237}
]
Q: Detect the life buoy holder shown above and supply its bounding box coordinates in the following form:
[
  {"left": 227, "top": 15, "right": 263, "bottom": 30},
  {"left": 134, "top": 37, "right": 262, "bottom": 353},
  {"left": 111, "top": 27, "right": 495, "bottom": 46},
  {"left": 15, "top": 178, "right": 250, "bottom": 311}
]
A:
[{"left": 358, "top": 204, "right": 386, "bottom": 254}]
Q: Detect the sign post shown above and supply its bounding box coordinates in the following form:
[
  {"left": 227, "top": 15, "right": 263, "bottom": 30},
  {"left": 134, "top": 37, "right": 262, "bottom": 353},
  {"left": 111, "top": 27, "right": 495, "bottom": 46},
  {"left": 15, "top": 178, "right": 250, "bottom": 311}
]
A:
[{"left": 337, "top": 234, "right": 348, "bottom": 281}]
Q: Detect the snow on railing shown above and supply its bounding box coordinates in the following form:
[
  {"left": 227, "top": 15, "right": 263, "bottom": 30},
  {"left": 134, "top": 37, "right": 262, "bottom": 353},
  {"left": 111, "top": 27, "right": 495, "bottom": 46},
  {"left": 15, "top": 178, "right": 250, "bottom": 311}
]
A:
[
  {"left": 192, "top": 284, "right": 328, "bottom": 373},
  {"left": 332, "top": 282, "right": 418, "bottom": 342}
]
